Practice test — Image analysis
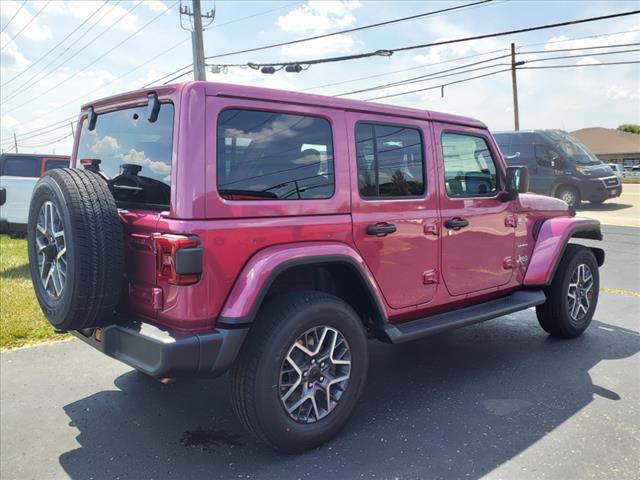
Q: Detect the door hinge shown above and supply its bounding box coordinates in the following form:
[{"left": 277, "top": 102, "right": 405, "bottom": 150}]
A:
[
  {"left": 423, "top": 268, "right": 439, "bottom": 285},
  {"left": 503, "top": 256, "right": 517, "bottom": 269},
  {"left": 505, "top": 215, "right": 518, "bottom": 228}
]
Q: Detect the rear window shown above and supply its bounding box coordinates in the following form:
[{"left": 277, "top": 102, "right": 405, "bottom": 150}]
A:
[
  {"left": 44, "top": 159, "right": 69, "bottom": 172},
  {"left": 2, "top": 156, "right": 40, "bottom": 177},
  {"left": 76, "top": 103, "right": 174, "bottom": 208},
  {"left": 216, "top": 109, "right": 334, "bottom": 200}
]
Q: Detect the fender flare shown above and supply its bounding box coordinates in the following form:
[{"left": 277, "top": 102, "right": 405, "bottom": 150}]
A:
[
  {"left": 217, "top": 241, "right": 388, "bottom": 325},
  {"left": 523, "top": 216, "right": 604, "bottom": 286}
]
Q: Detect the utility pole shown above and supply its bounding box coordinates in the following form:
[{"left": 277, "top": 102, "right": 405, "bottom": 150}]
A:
[
  {"left": 510, "top": 43, "right": 525, "bottom": 131},
  {"left": 180, "top": 0, "right": 215, "bottom": 81},
  {"left": 13, "top": 133, "right": 18, "bottom": 153}
]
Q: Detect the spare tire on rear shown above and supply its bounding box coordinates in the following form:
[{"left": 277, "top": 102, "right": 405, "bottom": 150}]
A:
[{"left": 27, "top": 168, "right": 124, "bottom": 331}]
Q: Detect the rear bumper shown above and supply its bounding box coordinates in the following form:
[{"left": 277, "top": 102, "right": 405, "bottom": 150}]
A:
[{"left": 72, "top": 319, "right": 248, "bottom": 378}]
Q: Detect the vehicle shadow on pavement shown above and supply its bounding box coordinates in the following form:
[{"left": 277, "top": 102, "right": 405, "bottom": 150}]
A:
[
  {"left": 59, "top": 313, "right": 639, "bottom": 480},
  {"left": 577, "top": 202, "right": 633, "bottom": 212}
]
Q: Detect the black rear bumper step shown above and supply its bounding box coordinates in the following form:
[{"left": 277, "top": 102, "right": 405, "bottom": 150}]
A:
[
  {"left": 383, "top": 290, "right": 546, "bottom": 344},
  {"left": 72, "top": 319, "right": 248, "bottom": 378}
]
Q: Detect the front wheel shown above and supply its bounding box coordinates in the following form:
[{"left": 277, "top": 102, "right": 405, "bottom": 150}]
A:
[
  {"left": 555, "top": 186, "right": 581, "bottom": 207},
  {"left": 231, "top": 291, "right": 369, "bottom": 453},
  {"left": 536, "top": 245, "right": 599, "bottom": 338}
]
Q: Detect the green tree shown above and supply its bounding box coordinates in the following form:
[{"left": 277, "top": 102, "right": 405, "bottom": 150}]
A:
[{"left": 617, "top": 124, "right": 640, "bottom": 134}]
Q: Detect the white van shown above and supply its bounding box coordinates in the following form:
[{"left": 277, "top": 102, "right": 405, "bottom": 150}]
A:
[{"left": 0, "top": 154, "right": 69, "bottom": 234}]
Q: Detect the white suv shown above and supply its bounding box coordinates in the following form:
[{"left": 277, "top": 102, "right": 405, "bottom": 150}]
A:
[{"left": 0, "top": 154, "right": 69, "bottom": 234}]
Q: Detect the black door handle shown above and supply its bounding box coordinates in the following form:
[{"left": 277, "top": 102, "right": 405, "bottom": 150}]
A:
[
  {"left": 444, "top": 218, "right": 469, "bottom": 229},
  {"left": 367, "top": 223, "right": 397, "bottom": 235}
]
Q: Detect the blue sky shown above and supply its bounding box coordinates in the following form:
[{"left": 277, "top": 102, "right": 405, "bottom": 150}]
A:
[{"left": 1, "top": 0, "right": 639, "bottom": 154}]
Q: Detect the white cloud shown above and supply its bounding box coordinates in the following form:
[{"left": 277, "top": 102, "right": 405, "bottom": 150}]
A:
[
  {"left": 276, "top": 1, "right": 361, "bottom": 57},
  {"left": 0, "top": 115, "right": 19, "bottom": 130},
  {"left": 277, "top": 1, "right": 361, "bottom": 34},
  {"left": 90, "top": 135, "right": 120, "bottom": 154},
  {"left": 575, "top": 57, "right": 602, "bottom": 70},
  {"left": 69, "top": 1, "right": 139, "bottom": 31},
  {"left": 606, "top": 85, "right": 640, "bottom": 101},
  {"left": 135, "top": 0, "right": 169, "bottom": 12},
  {"left": 79, "top": 69, "right": 119, "bottom": 89},
  {"left": 117, "top": 148, "right": 171, "bottom": 175},
  {"left": 0, "top": 32, "right": 29, "bottom": 70},
  {"left": 0, "top": 0, "right": 52, "bottom": 40},
  {"left": 281, "top": 34, "right": 355, "bottom": 57}
]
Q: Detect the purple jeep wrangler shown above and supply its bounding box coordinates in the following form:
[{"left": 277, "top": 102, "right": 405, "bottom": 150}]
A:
[{"left": 27, "top": 82, "right": 603, "bottom": 452}]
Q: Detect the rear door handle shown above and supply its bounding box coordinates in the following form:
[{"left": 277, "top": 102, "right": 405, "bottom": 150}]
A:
[
  {"left": 367, "top": 223, "right": 397, "bottom": 236},
  {"left": 444, "top": 218, "right": 469, "bottom": 229}
]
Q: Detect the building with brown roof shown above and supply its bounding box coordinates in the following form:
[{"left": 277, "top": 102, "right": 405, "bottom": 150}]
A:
[{"left": 571, "top": 127, "right": 640, "bottom": 168}]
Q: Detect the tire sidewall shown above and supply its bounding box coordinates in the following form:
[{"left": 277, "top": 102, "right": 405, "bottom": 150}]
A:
[
  {"left": 557, "top": 186, "right": 580, "bottom": 207},
  {"left": 252, "top": 296, "right": 369, "bottom": 451},
  {"left": 27, "top": 176, "right": 77, "bottom": 328},
  {"left": 554, "top": 247, "right": 599, "bottom": 336}
]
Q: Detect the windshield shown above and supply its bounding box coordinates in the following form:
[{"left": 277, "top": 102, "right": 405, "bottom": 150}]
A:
[
  {"left": 542, "top": 130, "right": 601, "bottom": 166},
  {"left": 76, "top": 103, "right": 174, "bottom": 207}
]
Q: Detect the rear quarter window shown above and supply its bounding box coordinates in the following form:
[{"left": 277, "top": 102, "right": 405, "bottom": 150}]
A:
[
  {"left": 216, "top": 109, "right": 335, "bottom": 200},
  {"left": 2, "top": 156, "right": 40, "bottom": 177},
  {"left": 44, "top": 159, "right": 69, "bottom": 172}
]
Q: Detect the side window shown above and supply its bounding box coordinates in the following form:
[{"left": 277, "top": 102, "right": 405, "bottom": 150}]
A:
[
  {"left": 216, "top": 109, "right": 334, "bottom": 200},
  {"left": 2, "top": 157, "right": 40, "bottom": 177},
  {"left": 355, "top": 123, "right": 424, "bottom": 198},
  {"left": 44, "top": 160, "right": 69, "bottom": 172},
  {"left": 534, "top": 144, "right": 553, "bottom": 168},
  {"left": 441, "top": 133, "right": 499, "bottom": 197}
]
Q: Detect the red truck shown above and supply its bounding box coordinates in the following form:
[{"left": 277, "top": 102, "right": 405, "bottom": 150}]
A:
[{"left": 27, "top": 82, "right": 603, "bottom": 452}]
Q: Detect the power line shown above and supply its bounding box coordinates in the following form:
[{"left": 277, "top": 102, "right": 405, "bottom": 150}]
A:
[
  {"left": 3, "top": 2, "right": 177, "bottom": 115},
  {"left": 1, "top": 1, "right": 123, "bottom": 104},
  {"left": 163, "top": 69, "right": 194, "bottom": 84},
  {"left": 341, "top": 46, "right": 639, "bottom": 98},
  {"left": 517, "top": 27, "right": 640, "bottom": 50},
  {"left": 521, "top": 41, "right": 640, "bottom": 55},
  {"left": 3, "top": 1, "right": 298, "bottom": 142},
  {"left": 0, "top": 116, "right": 76, "bottom": 145},
  {"left": 336, "top": 54, "right": 511, "bottom": 96},
  {"left": 226, "top": 8, "right": 640, "bottom": 71},
  {"left": 0, "top": 1, "right": 49, "bottom": 50},
  {"left": 300, "top": 48, "right": 509, "bottom": 92},
  {"left": 204, "top": 0, "right": 496, "bottom": 60},
  {"left": 142, "top": 2, "right": 309, "bottom": 88},
  {"left": 365, "top": 59, "right": 639, "bottom": 102},
  {"left": 366, "top": 68, "right": 512, "bottom": 101},
  {"left": 520, "top": 60, "right": 640, "bottom": 70},
  {"left": 523, "top": 47, "right": 640, "bottom": 63},
  {"left": 1, "top": 3, "right": 109, "bottom": 88},
  {"left": 0, "top": 0, "right": 27, "bottom": 34},
  {"left": 209, "top": 1, "right": 303, "bottom": 29}
]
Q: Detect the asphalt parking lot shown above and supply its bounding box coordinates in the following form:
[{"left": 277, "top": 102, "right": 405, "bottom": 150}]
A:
[{"left": 2, "top": 217, "right": 639, "bottom": 479}]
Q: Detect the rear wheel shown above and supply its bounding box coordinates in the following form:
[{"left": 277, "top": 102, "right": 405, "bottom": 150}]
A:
[
  {"left": 536, "top": 245, "right": 599, "bottom": 338},
  {"left": 27, "top": 168, "right": 124, "bottom": 331},
  {"left": 555, "top": 185, "right": 581, "bottom": 207},
  {"left": 231, "top": 291, "right": 368, "bottom": 453}
]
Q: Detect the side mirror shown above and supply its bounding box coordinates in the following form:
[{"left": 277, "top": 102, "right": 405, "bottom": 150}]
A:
[{"left": 502, "top": 166, "right": 529, "bottom": 201}]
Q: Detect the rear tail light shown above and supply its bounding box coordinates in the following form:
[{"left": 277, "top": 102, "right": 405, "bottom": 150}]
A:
[{"left": 155, "top": 234, "right": 202, "bottom": 285}]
